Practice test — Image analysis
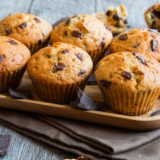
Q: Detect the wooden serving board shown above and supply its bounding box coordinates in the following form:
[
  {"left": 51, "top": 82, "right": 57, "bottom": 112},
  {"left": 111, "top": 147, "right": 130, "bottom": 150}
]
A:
[{"left": 0, "top": 72, "right": 160, "bottom": 131}]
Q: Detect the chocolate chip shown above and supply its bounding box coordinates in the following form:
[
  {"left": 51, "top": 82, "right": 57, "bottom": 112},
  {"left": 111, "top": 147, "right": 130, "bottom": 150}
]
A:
[
  {"left": 122, "top": 71, "right": 132, "bottom": 80},
  {"left": 64, "top": 31, "right": 68, "bottom": 36},
  {"left": 5, "top": 28, "right": 12, "bottom": 35},
  {"left": 47, "top": 55, "right": 52, "bottom": 58},
  {"left": 122, "top": 58, "right": 125, "bottom": 61},
  {"left": 119, "top": 34, "right": 127, "bottom": 41},
  {"left": 113, "top": 13, "right": 122, "bottom": 21},
  {"left": 152, "top": 20, "right": 156, "bottom": 26},
  {"left": 0, "top": 55, "right": 5, "bottom": 64},
  {"left": 38, "top": 40, "right": 42, "bottom": 45},
  {"left": 66, "top": 18, "right": 71, "bottom": 24},
  {"left": 72, "top": 30, "right": 82, "bottom": 38},
  {"left": 7, "top": 39, "right": 18, "bottom": 46},
  {"left": 19, "top": 22, "right": 27, "bottom": 29},
  {"left": 87, "top": 74, "right": 97, "bottom": 85},
  {"left": 78, "top": 70, "right": 86, "bottom": 77},
  {"left": 151, "top": 15, "right": 154, "bottom": 19},
  {"left": 153, "top": 9, "right": 160, "bottom": 18},
  {"left": 35, "top": 17, "right": 41, "bottom": 23},
  {"left": 133, "top": 43, "right": 140, "bottom": 48},
  {"left": 8, "top": 87, "right": 33, "bottom": 100},
  {"left": 55, "top": 63, "right": 66, "bottom": 72},
  {"left": 0, "top": 135, "right": 12, "bottom": 156},
  {"left": 136, "top": 56, "right": 147, "bottom": 65},
  {"left": 70, "top": 87, "right": 106, "bottom": 111},
  {"left": 124, "top": 19, "right": 128, "bottom": 24},
  {"left": 104, "top": 24, "right": 111, "bottom": 32},
  {"left": 148, "top": 29, "right": 158, "bottom": 34},
  {"left": 99, "top": 42, "right": 105, "bottom": 50},
  {"left": 100, "top": 80, "right": 112, "bottom": 89},
  {"left": 151, "top": 40, "right": 158, "bottom": 51},
  {"left": 62, "top": 49, "right": 69, "bottom": 54},
  {"left": 76, "top": 53, "right": 83, "bottom": 61},
  {"left": 133, "top": 52, "right": 139, "bottom": 55},
  {"left": 106, "top": 10, "right": 112, "bottom": 16},
  {"left": 149, "top": 7, "right": 153, "bottom": 11}
]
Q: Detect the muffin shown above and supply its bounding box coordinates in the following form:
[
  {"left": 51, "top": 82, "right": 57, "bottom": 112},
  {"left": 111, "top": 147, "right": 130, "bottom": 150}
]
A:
[
  {"left": 50, "top": 15, "right": 113, "bottom": 67},
  {"left": 110, "top": 28, "right": 160, "bottom": 62},
  {"left": 144, "top": 3, "right": 160, "bottom": 31},
  {"left": 92, "top": 4, "right": 128, "bottom": 34},
  {"left": 0, "top": 13, "right": 52, "bottom": 55},
  {"left": 0, "top": 36, "right": 31, "bottom": 92},
  {"left": 27, "top": 42, "right": 93, "bottom": 104},
  {"left": 94, "top": 52, "right": 160, "bottom": 116}
]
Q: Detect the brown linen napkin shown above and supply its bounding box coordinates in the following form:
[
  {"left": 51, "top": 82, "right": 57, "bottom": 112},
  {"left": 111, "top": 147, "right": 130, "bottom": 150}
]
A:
[{"left": 0, "top": 108, "right": 160, "bottom": 160}]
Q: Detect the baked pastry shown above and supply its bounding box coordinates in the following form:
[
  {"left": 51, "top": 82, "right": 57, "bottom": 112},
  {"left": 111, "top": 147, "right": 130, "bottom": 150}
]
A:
[
  {"left": 92, "top": 4, "right": 128, "bottom": 34},
  {"left": 144, "top": 3, "right": 160, "bottom": 31},
  {"left": 94, "top": 52, "right": 160, "bottom": 116},
  {"left": 110, "top": 28, "right": 160, "bottom": 62},
  {"left": 0, "top": 13, "right": 52, "bottom": 55},
  {"left": 50, "top": 15, "right": 113, "bottom": 67},
  {"left": 27, "top": 42, "right": 93, "bottom": 104},
  {"left": 0, "top": 36, "right": 31, "bottom": 92}
]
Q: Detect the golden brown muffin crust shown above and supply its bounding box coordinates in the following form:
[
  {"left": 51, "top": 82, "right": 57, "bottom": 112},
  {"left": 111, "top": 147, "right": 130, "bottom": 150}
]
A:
[
  {"left": 110, "top": 28, "right": 160, "bottom": 62},
  {"left": 92, "top": 4, "right": 128, "bottom": 34},
  {"left": 0, "top": 13, "right": 52, "bottom": 46},
  {"left": 50, "top": 15, "right": 113, "bottom": 54},
  {"left": 27, "top": 42, "right": 93, "bottom": 84},
  {"left": 94, "top": 52, "right": 160, "bottom": 91},
  {"left": 0, "top": 36, "right": 31, "bottom": 72},
  {"left": 144, "top": 3, "right": 160, "bottom": 31}
]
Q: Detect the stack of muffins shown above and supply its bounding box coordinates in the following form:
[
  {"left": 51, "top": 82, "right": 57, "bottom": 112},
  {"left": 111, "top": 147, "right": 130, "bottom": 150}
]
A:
[{"left": 1, "top": 3, "right": 160, "bottom": 116}]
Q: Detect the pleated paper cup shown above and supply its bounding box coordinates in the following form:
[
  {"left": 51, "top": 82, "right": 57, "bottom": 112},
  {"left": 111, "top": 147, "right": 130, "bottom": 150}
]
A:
[
  {"left": 0, "top": 66, "right": 26, "bottom": 93},
  {"left": 27, "top": 36, "right": 50, "bottom": 55},
  {"left": 29, "top": 74, "right": 90, "bottom": 104},
  {"left": 99, "top": 85, "right": 160, "bottom": 116}
]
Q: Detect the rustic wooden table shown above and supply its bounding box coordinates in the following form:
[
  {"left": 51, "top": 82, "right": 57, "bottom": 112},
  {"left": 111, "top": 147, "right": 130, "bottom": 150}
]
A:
[{"left": 0, "top": 0, "right": 159, "bottom": 159}]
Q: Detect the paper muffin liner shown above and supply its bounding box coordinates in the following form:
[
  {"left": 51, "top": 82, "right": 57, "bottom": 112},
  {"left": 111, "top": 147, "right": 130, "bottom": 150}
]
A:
[
  {"left": 0, "top": 66, "right": 26, "bottom": 93},
  {"left": 29, "top": 74, "right": 90, "bottom": 104},
  {"left": 27, "top": 36, "right": 50, "bottom": 55},
  {"left": 89, "top": 47, "right": 108, "bottom": 67},
  {"left": 100, "top": 86, "right": 160, "bottom": 116}
]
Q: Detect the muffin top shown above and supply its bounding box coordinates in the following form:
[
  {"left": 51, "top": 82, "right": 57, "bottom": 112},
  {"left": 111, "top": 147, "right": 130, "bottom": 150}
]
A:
[
  {"left": 27, "top": 42, "right": 93, "bottom": 84},
  {"left": 0, "top": 13, "right": 52, "bottom": 46},
  {"left": 144, "top": 3, "right": 160, "bottom": 31},
  {"left": 92, "top": 4, "right": 128, "bottom": 34},
  {"left": 0, "top": 36, "right": 31, "bottom": 72},
  {"left": 94, "top": 52, "right": 160, "bottom": 91},
  {"left": 110, "top": 28, "right": 160, "bottom": 62},
  {"left": 50, "top": 15, "right": 113, "bottom": 53}
]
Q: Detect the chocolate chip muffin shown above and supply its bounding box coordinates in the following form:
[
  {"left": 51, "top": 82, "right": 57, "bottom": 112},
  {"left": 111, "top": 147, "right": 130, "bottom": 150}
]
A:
[
  {"left": 144, "top": 3, "right": 160, "bottom": 31},
  {"left": 0, "top": 36, "right": 31, "bottom": 92},
  {"left": 94, "top": 52, "right": 160, "bottom": 116},
  {"left": 50, "top": 15, "right": 113, "bottom": 67},
  {"left": 27, "top": 42, "right": 93, "bottom": 104},
  {"left": 110, "top": 28, "right": 160, "bottom": 62},
  {"left": 92, "top": 4, "right": 128, "bottom": 34},
  {"left": 0, "top": 13, "right": 52, "bottom": 55}
]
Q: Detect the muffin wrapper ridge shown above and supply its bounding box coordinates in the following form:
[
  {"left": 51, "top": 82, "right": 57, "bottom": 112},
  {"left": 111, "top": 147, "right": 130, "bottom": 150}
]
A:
[
  {"left": 89, "top": 47, "right": 108, "bottom": 67},
  {"left": 29, "top": 74, "right": 90, "bottom": 104},
  {"left": 100, "top": 86, "right": 160, "bottom": 116},
  {"left": 27, "top": 36, "right": 50, "bottom": 55},
  {"left": 0, "top": 66, "right": 26, "bottom": 93}
]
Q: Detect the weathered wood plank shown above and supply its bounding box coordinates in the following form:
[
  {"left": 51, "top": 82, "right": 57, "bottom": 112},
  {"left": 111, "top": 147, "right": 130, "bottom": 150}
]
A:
[
  {"left": 96, "top": 0, "right": 159, "bottom": 30},
  {"left": 30, "top": 0, "right": 96, "bottom": 24},
  {"left": 0, "top": 123, "right": 76, "bottom": 160},
  {"left": 0, "top": 0, "right": 33, "bottom": 21}
]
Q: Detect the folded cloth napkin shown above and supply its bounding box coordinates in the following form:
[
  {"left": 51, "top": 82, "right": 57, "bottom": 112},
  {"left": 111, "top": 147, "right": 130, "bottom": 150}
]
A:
[
  {"left": 0, "top": 108, "right": 160, "bottom": 160},
  {"left": 1, "top": 17, "right": 160, "bottom": 160}
]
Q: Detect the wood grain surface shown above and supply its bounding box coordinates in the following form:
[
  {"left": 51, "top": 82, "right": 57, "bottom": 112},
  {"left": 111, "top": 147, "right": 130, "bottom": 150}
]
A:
[{"left": 0, "top": 0, "right": 160, "bottom": 159}]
